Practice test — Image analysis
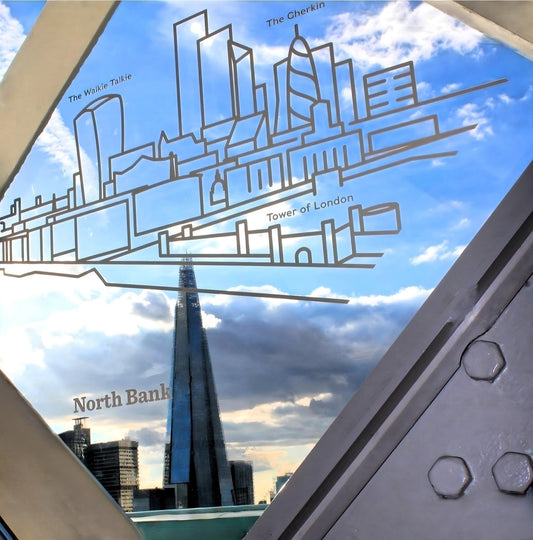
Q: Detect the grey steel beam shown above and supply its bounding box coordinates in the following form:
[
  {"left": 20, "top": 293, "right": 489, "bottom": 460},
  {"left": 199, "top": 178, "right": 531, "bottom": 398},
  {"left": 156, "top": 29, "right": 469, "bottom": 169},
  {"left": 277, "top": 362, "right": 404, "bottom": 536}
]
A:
[
  {"left": 0, "top": 0, "right": 119, "bottom": 199},
  {"left": 0, "top": 372, "right": 141, "bottom": 538},
  {"left": 245, "top": 160, "right": 533, "bottom": 538},
  {"left": 0, "top": 1, "right": 140, "bottom": 537},
  {"left": 428, "top": 1, "right": 533, "bottom": 60}
]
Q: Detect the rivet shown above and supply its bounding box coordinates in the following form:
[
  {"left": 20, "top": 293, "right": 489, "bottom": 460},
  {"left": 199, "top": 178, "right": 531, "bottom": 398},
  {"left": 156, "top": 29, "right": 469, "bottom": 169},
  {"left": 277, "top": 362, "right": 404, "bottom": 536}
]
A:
[
  {"left": 428, "top": 456, "right": 472, "bottom": 499},
  {"left": 492, "top": 452, "right": 533, "bottom": 495},
  {"left": 462, "top": 340, "right": 505, "bottom": 382}
]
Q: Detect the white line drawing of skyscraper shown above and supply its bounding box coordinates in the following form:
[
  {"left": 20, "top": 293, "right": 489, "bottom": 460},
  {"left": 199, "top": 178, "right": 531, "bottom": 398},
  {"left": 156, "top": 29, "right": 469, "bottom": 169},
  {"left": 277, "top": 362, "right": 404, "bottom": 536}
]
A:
[
  {"left": 174, "top": 10, "right": 208, "bottom": 138},
  {"left": 74, "top": 94, "right": 124, "bottom": 204},
  {"left": 286, "top": 25, "right": 321, "bottom": 129}
]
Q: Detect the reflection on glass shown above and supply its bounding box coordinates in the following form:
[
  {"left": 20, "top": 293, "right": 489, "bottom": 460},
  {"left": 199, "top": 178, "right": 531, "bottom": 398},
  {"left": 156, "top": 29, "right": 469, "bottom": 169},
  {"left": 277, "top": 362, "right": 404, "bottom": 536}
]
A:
[{"left": 1, "top": 1, "right": 532, "bottom": 510}]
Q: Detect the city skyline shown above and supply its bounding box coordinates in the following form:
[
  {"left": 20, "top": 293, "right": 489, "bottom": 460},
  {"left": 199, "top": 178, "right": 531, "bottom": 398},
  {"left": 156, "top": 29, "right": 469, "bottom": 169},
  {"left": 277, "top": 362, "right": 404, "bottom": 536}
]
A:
[{"left": 59, "top": 418, "right": 140, "bottom": 512}]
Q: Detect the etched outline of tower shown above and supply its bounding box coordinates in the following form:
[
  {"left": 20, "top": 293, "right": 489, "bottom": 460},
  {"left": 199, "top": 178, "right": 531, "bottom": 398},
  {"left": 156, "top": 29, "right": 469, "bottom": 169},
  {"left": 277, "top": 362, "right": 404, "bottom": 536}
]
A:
[
  {"left": 273, "top": 24, "right": 357, "bottom": 134},
  {"left": 165, "top": 262, "right": 234, "bottom": 508},
  {"left": 174, "top": 11, "right": 208, "bottom": 138},
  {"left": 286, "top": 24, "right": 321, "bottom": 129},
  {"left": 174, "top": 9, "right": 260, "bottom": 143},
  {"left": 74, "top": 94, "right": 124, "bottom": 204}
]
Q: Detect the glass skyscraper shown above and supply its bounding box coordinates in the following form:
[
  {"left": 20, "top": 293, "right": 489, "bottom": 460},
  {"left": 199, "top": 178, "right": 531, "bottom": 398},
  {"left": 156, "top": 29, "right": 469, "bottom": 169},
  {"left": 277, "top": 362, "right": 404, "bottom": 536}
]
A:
[{"left": 165, "top": 263, "right": 234, "bottom": 508}]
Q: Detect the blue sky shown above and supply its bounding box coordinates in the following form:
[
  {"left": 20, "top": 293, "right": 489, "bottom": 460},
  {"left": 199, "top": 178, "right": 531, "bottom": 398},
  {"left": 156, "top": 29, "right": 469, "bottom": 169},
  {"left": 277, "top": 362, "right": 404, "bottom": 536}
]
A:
[{"left": 1, "top": 1, "right": 532, "bottom": 502}]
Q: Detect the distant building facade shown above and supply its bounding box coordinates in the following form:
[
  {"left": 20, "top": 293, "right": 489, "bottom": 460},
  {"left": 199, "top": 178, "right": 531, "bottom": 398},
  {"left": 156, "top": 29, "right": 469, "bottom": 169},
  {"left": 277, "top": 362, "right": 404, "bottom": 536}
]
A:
[
  {"left": 230, "top": 461, "right": 254, "bottom": 505},
  {"left": 85, "top": 440, "right": 139, "bottom": 512},
  {"left": 59, "top": 417, "right": 91, "bottom": 462},
  {"left": 165, "top": 263, "right": 234, "bottom": 508},
  {"left": 275, "top": 473, "right": 293, "bottom": 496},
  {"left": 132, "top": 487, "right": 178, "bottom": 512}
]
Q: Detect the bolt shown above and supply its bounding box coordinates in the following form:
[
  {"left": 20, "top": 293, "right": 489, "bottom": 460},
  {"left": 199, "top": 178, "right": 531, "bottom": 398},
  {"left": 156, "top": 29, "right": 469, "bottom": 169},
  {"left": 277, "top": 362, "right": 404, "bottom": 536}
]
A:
[
  {"left": 462, "top": 340, "right": 505, "bottom": 382},
  {"left": 492, "top": 452, "right": 533, "bottom": 495},
  {"left": 428, "top": 456, "right": 472, "bottom": 499}
]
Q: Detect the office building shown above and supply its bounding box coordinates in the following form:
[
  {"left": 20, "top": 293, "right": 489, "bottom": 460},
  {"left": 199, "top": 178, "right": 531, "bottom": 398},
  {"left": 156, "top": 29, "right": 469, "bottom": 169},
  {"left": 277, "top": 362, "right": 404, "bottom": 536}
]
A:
[
  {"left": 85, "top": 440, "right": 139, "bottom": 512},
  {"left": 230, "top": 461, "right": 254, "bottom": 505},
  {"left": 275, "top": 473, "right": 292, "bottom": 496},
  {"left": 58, "top": 417, "right": 91, "bottom": 462},
  {"left": 132, "top": 487, "right": 178, "bottom": 512}
]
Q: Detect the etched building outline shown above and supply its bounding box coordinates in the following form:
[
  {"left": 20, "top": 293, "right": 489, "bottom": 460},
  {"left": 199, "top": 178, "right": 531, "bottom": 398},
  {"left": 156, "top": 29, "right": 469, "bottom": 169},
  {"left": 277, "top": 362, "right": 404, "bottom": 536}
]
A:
[{"left": 0, "top": 9, "right": 506, "bottom": 298}]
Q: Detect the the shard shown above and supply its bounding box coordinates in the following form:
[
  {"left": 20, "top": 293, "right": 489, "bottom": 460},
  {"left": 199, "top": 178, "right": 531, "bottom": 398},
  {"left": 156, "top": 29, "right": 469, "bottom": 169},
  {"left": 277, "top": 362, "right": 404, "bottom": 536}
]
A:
[{"left": 165, "top": 263, "right": 234, "bottom": 508}]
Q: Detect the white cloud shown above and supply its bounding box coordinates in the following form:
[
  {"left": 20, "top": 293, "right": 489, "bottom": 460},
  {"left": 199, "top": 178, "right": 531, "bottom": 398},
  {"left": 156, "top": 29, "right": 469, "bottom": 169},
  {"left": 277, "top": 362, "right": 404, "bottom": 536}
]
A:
[
  {"left": 494, "top": 86, "right": 533, "bottom": 105},
  {"left": 321, "top": 2, "right": 483, "bottom": 70},
  {"left": 485, "top": 97, "right": 496, "bottom": 109},
  {"left": 410, "top": 242, "right": 446, "bottom": 264},
  {"left": 0, "top": 272, "right": 174, "bottom": 381},
  {"left": 189, "top": 21, "right": 205, "bottom": 38},
  {"left": 309, "top": 285, "right": 431, "bottom": 307},
  {"left": 221, "top": 393, "right": 333, "bottom": 426},
  {"left": 0, "top": 267, "right": 97, "bottom": 304},
  {"left": 195, "top": 234, "right": 237, "bottom": 254},
  {"left": 0, "top": 4, "right": 78, "bottom": 176},
  {"left": 232, "top": 284, "right": 296, "bottom": 310},
  {"left": 416, "top": 81, "right": 433, "bottom": 100},
  {"left": 409, "top": 109, "right": 424, "bottom": 120},
  {"left": 497, "top": 86, "right": 533, "bottom": 105},
  {"left": 348, "top": 285, "right": 432, "bottom": 307},
  {"left": 201, "top": 310, "right": 221, "bottom": 329},
  {"left": 520, "top": 85, "right": 533, "bottom": 102},
  {"left": 456, "top": 102, "right": 493, "bottom": 140},
  {"left": 426, "top": 200, "right": 466, "bottom": 215},
  {"left": 248, "top": 200, "right": 295, "bottom": 229},
  {"left": 0, "top": 2, "right": 25, "bottom": 80},
  {"left": 341, "top": 85, "right": 354, "bottom": 107},
  {"left": 498, "top": 93, "right": 512, "bottom": 105},
  {"left": 41, "top": 289, "right": 173, "bottom": 339},
  {"left": 0, "top": 327, "right": 45, "bottom": 378},
  {"left": 252, "top": 43, "right": 290, "bottom": 66},
  {"left": 35, "top": 111, "right": 79, "bottom": 175},
  {"left": 202, "top": 283, "right": 300, "bottom": 309},
  {"left": 441, "top": 82, "right": 461, "bottom": 94},
  {"left": 410, "top": 240, "right": 464, "bottom": 265},
  {"left": 0, "top": 266, "right": 433, "bottom": 493},
  {"left": 452, "top": 218, "right": 470, "bottom": 230},
  {"left": 431, "top": 158, "right": 446, "bottom": 167},
  {"left": 452, "top": 245, "right": 466, "bottom": 257}
]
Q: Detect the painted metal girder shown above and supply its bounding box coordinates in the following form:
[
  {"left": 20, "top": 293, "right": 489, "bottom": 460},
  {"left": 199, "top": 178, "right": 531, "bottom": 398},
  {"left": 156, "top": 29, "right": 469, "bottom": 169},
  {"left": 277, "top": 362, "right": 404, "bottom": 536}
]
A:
[
  {"left": 0, "top": 1, "right": 119, "bottom": 199},
  {"left": 245, "top": 161, "right": 533, "bottom": 538},
  {"left": 0, "top": 1, "right": 141, "bottom": 538},
  {"left": 429, "top": 1, "right": 533, "bottom": 60}
]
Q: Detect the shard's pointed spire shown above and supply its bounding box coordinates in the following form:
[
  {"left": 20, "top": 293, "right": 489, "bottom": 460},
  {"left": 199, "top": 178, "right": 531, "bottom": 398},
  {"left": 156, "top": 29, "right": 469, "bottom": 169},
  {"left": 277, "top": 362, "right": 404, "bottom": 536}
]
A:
[{"left": 166, "top": 263, "right": 234, "bottom": 508}]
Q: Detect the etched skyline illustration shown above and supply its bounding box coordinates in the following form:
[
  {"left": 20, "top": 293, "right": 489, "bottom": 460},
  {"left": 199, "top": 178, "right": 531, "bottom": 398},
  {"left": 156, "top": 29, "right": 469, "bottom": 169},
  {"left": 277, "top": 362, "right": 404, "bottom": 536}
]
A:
[
  {"left": 2, "top": 0, "right": 533, "bottom": 503},
  {"left": 0, "top": 8, "right": 506, "bottom": 300}
]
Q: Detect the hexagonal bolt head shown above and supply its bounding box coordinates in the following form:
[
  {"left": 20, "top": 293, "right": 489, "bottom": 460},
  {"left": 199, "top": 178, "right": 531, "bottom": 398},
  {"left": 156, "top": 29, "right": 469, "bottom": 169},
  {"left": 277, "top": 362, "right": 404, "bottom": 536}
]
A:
[
  {"left": 492, "top": 452, "right": 533, "bottom": 495},
  {"left": 462, "top": 340, "right": 505, "bottom": 382},
  {"left": 428, "top": 456, "right": 472, "bottom": 499}
]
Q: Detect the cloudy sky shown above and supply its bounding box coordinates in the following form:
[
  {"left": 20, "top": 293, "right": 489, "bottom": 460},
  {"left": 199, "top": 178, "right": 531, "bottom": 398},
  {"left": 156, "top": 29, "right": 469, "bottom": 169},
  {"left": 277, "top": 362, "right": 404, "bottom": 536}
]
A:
[{"left": 1, "top": 1, "right": 533, "bottom": 502}]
